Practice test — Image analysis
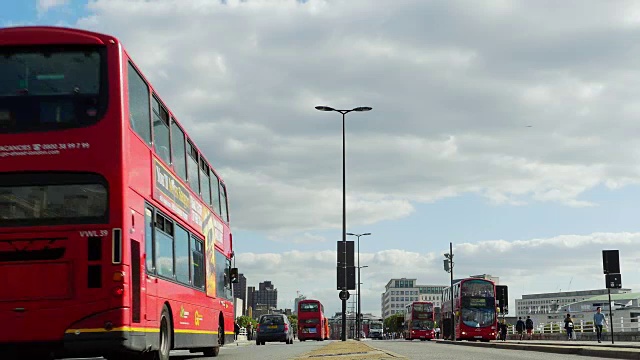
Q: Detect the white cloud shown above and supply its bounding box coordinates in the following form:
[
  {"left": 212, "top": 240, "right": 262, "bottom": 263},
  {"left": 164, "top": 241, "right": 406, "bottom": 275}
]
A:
[
  {"left": 36, "top": 0, "right": 70, "bottom": 16},
  {"left": 237, "top": 231, "right": 640, "bottom": 316},
  {"left": 71, "top": 0, "right": 640, "bottom": 235}
]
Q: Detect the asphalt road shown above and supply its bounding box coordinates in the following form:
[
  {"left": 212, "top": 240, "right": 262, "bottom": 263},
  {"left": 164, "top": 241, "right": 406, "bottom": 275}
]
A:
[
  {"left": 62, "top": 339, "right": 616, "bottom": 360},
  {"left": 64, "top": 340, "right": 326, "bottom": 360},
  {"left": 369, "top": 339, "right": 610, "bottom": 359}
]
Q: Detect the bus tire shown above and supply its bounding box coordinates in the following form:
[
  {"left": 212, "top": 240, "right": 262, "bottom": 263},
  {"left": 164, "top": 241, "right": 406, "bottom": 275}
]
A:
[
  {"left": 157, "top": 307, "right": 172, "bottom": 360},
  {"left": 203, "top": 346, "right": 219, "bottom": 357}
]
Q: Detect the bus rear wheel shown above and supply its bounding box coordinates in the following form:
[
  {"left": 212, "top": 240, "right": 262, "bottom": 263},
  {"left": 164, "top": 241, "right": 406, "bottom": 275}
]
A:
[
  {"left": 203, "top": 346, "right": 219, "bottom": 357},
  {"left": 157, "top": 307, "right": 172, "bottom": 360}
]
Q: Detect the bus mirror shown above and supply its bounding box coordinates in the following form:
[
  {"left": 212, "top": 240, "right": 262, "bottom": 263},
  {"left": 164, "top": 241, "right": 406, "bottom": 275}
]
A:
[{"left": 230, "top": 268, "right": 239, "bottom": 284}]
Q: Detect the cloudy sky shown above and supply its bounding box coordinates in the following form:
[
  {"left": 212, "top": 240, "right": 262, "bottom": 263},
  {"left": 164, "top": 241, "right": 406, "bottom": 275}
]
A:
[{"left": 5, "top": 0, "right": 640, "bottom": 316}]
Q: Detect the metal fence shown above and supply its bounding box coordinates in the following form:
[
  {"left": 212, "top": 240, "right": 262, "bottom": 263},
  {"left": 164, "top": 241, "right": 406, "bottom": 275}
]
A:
[{"left": 507, "top": 316, "right": 640, "bottom": 334}]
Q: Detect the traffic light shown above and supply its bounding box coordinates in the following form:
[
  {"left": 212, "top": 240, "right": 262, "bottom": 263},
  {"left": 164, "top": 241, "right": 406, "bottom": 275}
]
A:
[{"left": 230, "top": 268, "right": 239, "bottom": 284}]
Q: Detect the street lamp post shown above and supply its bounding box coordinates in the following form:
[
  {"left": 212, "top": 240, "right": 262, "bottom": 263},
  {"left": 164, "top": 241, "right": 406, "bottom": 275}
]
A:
[
  {"left": 347, "top": 232, "right": 371, "bottom": 340},
  {"left": 444, "top": 242, "right": 455, "bottom": 341},
  {"left": 315, "top": 105, "right": 372, "bottom": 341}
]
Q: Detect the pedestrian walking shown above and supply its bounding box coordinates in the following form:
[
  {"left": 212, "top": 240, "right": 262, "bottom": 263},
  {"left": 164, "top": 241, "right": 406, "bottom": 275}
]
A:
[
  {"left": 593, "top": 307, "right": 607, "bottom": 343},
  {"left": 435, "top": 326, "right": 440, "bottom": 339},
  {"left": 564, "top": 314, "right": 574, "bottom": 340},
  {"left": 499, "top": 320, "right": 508, "bottom": 341},
  {"left": 234, "top": 321, "right": 240, "bottom": 341},
  {"left": 515, "top": 317, "right": 525, "bottom": 341},
  {"left": 247, "top": 322, "right": 253, "bottom": 341},
  {"left": 525, "top": 316, "right": 534, "bottom": 340}
]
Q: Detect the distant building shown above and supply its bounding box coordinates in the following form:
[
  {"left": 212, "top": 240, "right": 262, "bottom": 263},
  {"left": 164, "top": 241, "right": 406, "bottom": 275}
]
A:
[
  {"left": 380, "top": 278, "right": 447, "bottom": 319},
  {"left": 294, "top": 293, "right": 306, "bottom": 315},
  {"left": 517, "top": 289, "right": 638, "bottom": 331},
  {"left": 247, "top": 286, "right": 256, "bottom": 315},
  {"left": 233, "top": 273, "right": 247, "bottom": 315},
  {"left": 470, "top": 274, "right": 500, "bottom": 285},
  {"left": 516, "top": 288, "right": 632, "bottom": 317},
  {"left": 256, "top": 280, "right": 278, "bottom": 309}
]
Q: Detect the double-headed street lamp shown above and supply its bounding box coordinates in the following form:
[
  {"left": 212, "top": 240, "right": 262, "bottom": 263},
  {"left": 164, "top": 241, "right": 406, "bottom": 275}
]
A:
[
  {"left": 315, "top": 105, "right": 372, "bottom": 341},
  {"left": 347, "top": 232, "right": 371, "bottom": 340}
]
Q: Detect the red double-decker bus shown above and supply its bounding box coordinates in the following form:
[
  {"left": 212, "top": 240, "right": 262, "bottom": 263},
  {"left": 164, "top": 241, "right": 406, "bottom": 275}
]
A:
[
  {"left": 403, "top": 302, "right": 436, "bottom": 340},
  {"left": 0, "top": 26, "right": 238, "bottom": 360},
  {"left": 297, "top": 299, "right": 328, "bottom": 341},
  {"left": 441, "top": 278, "right": 497, "bottom": 341}
]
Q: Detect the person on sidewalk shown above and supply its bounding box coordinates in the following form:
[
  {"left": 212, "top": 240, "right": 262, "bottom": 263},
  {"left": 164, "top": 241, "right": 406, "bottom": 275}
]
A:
[
  {"left": 593, "top": 307, "right": 607, "bottom": 343},
  {"left": 247, "top": 322, "right": 253, "bottom": 341},
  {"left": 525, "top": 316, "right": 534, "bottom": 340},
  {"left": 515, "top": 317, "right": 525, "bottom": 341},
  {"left": 564, "top": 314, "right": 574, "bottom": 341},
  {"left": 499, "top": 320, "right": 508, "bottom": 341},
  {"left": 234, "top": 321, "right": 240, "bottom": 341}
]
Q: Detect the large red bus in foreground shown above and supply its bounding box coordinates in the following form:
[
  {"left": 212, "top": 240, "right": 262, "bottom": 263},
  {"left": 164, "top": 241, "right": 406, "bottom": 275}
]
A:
[
  {"left": 404, "top": 301, "right": 436, "bottom": 340},
  {"left": 441, "top": 278, "right": 497, "bottom": 341},
  {"left": 0, "top": 26, "right": 237, "bottom": 359},
  {"left": 297, "top": 299, "right": 328, "bottom": 341}
]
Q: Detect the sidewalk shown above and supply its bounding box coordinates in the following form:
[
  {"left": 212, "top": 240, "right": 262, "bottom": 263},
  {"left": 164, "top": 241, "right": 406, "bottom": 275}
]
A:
[
  {"left": 294, "top": 340, "right": 405, "bottom": 359},
  {"left": 233, "top": 334, "right": 253, "bottom": 346},
  {"left": 436, "top": 339, "right": 640, "bottom": 359}
]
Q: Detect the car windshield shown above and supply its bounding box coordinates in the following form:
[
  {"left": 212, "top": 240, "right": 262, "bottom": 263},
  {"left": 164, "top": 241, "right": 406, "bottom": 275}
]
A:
[{"left": 260, "top": 316, "right": 284, "bottom": 325}]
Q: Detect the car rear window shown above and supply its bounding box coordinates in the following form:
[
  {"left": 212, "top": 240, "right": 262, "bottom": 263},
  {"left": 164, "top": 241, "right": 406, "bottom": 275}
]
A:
[{"left": 260, "top": 316, "right": 285, "bottom": 325}]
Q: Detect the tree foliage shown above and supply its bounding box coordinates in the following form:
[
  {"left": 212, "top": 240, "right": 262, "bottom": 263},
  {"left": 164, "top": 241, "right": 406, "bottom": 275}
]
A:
[
  {"left": 236, "top": 315, "right": 257, "bottom": 328},
  {"left": 383, "top": 313, "right": 405, "bottom": 333}
]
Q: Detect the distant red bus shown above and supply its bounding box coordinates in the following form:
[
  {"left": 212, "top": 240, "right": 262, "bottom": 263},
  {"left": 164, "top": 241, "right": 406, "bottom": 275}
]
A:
[
  {"left": 441, "top": 278, "right": 497, "bottom": 341},
  {"left": 404, "top": 302, "right": 436, "bottom": 340},
  {"left": 297, "top": 299, "right": 327, "bottom": 341},
  {"left": 0, "top": 26, "right": 237, "bottom": 359}
]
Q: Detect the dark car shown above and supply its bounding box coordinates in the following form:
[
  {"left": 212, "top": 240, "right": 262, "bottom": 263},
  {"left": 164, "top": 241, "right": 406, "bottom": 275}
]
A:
[{"left": 256, "top": 314, "right": 294, "bottom": 345}]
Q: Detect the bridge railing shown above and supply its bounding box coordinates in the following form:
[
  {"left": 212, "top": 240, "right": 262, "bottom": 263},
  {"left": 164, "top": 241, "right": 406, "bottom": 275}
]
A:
[{"left": 506, "top": 316, "right": 640, "bottom": 334}]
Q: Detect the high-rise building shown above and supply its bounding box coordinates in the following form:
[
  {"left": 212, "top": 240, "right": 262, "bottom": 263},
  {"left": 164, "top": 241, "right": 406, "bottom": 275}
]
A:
[
  {"left": 233, "top": 273, "right": 247, "bottom": 315},
  {"left": 255, "top": 280, "right": 278, "bottom": 310},
  {"left": 294, "top": 293, "right": 306, "bottom": 315},
  {"left": 380, "top": 278, "right": 447, "bottom": 319},
  {"left": 247, "top": 286, "right": 256, "bottom": 316}
]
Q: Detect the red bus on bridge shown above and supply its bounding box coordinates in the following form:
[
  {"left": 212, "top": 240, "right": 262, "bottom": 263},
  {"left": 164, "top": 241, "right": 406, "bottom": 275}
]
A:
[
  {"left": 441, "top": 278, "right": 497, "bottom": 341},
  {"left": 403, "top": 301, "right": 436, "bottom": 340},
  {"left": 0, "top": 26, "right": 237, "bottom": 360},
  {"left": 297, "top": 299, "right": 328, "bottom": 341}
]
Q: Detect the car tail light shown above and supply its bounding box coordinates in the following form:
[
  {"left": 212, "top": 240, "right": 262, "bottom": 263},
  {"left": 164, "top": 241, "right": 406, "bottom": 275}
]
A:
[
  {"left": 257, "top": 324, "right": 260, "bottom": 332},
  {"left": 285, "top": 324, "right": 289, "bottom": 332}
]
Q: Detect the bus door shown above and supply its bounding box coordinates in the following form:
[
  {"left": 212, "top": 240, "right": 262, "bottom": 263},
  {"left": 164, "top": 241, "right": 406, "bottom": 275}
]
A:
[{"left": 143, "top": 207, "right": 157, "bottom": 324}]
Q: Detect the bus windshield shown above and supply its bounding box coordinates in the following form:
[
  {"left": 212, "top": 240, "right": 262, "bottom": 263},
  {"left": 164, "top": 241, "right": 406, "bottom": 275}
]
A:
[
  {"left": 370, "top": 323, "right": 383, "bottom": 330},
  {"left": 0, "top": 46, "right": 106, "bottom": 133},
  {"left": 460, "top": 280, "right": 495, "bottom": 328},
  {"left": 413, "top": 303, "right": 433, "bottom": 312},
  {"left": 300, "top": 303, "right": 319, "bottom": 312},
  {"left": 411, "top": 320, "right": 434, "bottom": 330},
  {"left": 461, "top": 307, "right": 495, "bottom": 328}
]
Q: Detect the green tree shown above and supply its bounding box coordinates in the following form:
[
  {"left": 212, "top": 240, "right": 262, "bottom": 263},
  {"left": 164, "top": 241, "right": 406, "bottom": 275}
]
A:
[
  {"left": 288, "top": 314, "right": 298, "bottom": 333},
  {"left": 383, "top": 313, "right": 405, "bottom": 333},
  {"left": 236, "top": 315, "right": 257, "bottom": 328}
]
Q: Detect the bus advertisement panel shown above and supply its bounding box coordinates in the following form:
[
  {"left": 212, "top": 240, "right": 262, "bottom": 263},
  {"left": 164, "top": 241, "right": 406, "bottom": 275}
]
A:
[
  {"left": 441, "top": 278, "right": 497, "bottom": 341},
  {"left": 297, "top": 300, "right": 327, "bottom": 341},
  {"left": 404, "top": 302, "right": 435, "bottom": 340},
  {"left": 0, "top": 26, "right": 237, "bottom": 360}
]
